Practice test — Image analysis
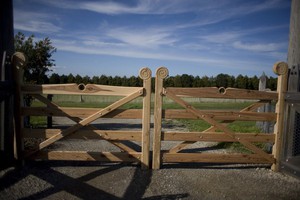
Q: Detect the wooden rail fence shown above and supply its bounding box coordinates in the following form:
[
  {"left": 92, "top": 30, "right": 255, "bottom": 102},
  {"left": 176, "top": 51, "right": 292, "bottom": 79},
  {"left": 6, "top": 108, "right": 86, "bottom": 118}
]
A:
[
  {"left": 152, "top": 63, "right": 288, "bottom": 171},
  {"left": 14, "top": 60, "right": 152, "bottom": 169},
  {"left": 13, "top": 52, "right": 288, "bottom": 171}
]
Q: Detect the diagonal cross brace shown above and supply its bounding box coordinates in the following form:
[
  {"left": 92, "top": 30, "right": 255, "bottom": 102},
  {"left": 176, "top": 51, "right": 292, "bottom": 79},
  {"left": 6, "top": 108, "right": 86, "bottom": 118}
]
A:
[
  {"left": 32, "top": 94, "right": 138, "bottom": 153},
  {"left": 25, "top": 88, "right": 143, "bottom": 157},
  {"left": 165, "top": 89, "right": 274, "bottom": 163},
  {"left": 169, "top": 100, "right": 270, "bottom": 153}
]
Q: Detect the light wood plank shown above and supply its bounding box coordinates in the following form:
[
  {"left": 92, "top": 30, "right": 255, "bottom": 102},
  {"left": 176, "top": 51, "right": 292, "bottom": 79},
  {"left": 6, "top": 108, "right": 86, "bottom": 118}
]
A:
[
  {"left": 163, "top": 132, "right": 275, "bottom": 142},
  {"left": 22, "top": 83, "right": 142, "bottom": 96},
  {"left": 152, "top": 67, "right": 169, "bottom": 169},
  {"left": 139, "top": 68, "right": 152, "bottom": 169},
  {"left": 272, "top": 62, "right": 289, "bottom": 171},
  {"left": 163, "top": 109, "right": 276, "bottom": 121},
  {"left": 22, "top": 107, "right": 143, "bottom": 119},
  {"left": 27, "top": 151, "right": 141, "bottom": 162},
  {"left": 22, "top": 129, "right": 142, "bottom": 141},
  {"left": 166, "top": 87, "right": 278, "bottom": 100},
  {"left": 162, "top": 153, "right": 274, "bottom": 164}
]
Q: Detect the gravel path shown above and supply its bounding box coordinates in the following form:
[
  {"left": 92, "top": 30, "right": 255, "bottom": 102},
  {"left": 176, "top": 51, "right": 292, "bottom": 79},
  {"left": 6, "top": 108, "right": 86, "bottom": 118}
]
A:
[{"left": 1, "top": 117, "right": 300, "bottom": 199}]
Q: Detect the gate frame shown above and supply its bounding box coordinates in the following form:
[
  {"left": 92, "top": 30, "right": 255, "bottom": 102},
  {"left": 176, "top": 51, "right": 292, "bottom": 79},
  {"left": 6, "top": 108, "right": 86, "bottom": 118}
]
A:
[
  {"left": 153, "top": 63, "right": 288, "bottom": 170},
  {"left": 13, "top": 54, "right": 152, "bottom": 169}
]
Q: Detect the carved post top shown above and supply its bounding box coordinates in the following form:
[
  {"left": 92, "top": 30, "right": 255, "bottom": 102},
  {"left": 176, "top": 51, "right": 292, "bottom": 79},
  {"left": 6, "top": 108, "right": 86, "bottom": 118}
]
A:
[
  {"left": 139, "top": 67, "right": 152, "bottom": 80},
  {"left": 273, "top": 61, "right": 288, "bottom": 76},
  {"left": 156, "top": 67, "right": 169, "bottom": 79},
  {"left": 11, "top": 52, "right": 26, "bottom": 70}
]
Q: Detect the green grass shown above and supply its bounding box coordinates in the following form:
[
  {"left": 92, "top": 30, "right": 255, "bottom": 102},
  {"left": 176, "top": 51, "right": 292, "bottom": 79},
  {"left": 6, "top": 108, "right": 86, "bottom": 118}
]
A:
[
  {"left": 29, "top": 96, "right": 270, "bottom": 153},
  {"left": 29, "top": 116, "right": 47, "bottom": 128},
  {"left": 179, "top": 118, "right": 268, "bottom": 153}
]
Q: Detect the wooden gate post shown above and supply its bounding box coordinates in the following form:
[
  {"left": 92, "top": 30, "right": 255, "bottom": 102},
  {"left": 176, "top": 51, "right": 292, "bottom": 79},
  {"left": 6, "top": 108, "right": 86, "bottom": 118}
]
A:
[
  {"left": 12, "top": 52, "right": 26, "bottom": 163},
  {"left": 139, "top": 68, "right": 152, "bottom": 169},
  {"left": 152, "top": 67, "right": 168, "bottom": 169},
  {"left": 272, "top": 62, "right": 288, "bottom": 171}
]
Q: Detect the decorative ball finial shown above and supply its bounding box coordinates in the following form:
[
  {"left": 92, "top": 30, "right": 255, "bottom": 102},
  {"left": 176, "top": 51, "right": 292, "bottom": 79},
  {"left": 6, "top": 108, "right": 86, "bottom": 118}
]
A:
[
  {"left": 11, "top": 52, "right": 26, "bottom": 69},
  {"left": 273, "top": 62, "right": 288, "bottom": 75},
  {"left": 156, "top": 67, "right": 169, "bottom": 79},
  {"left": 139, "top": 67, "right": 152, "bottom": 80}
]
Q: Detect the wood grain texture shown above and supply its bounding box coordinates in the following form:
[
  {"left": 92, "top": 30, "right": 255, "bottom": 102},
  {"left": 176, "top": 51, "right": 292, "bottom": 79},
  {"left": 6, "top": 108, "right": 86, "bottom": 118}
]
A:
[
  {"left": 162, "top": 153, "right": 274, "bottom": 164},
  {"left": 166, "top": 87, "right": 278, "bottom": 100},
  {"left": 152, "top": 67, "right": 168, "bottom": 169},
  {"left": 22, "top": 107, "right": 143, "bottom": 119},
  {"left": 162, "top": 132, "right": 274, "bottom": 142},
  {"left": 27, "top": 151, "right": 141, "bottom": 162},
  {"left": 139, "top": 67, "right": 152, "bottom": 169},
  {"left": 272, "top": 62, "right": 289, "bottom": 171},
  {"left": 23, "top": 129, "right": 142, "bottom": 141},
  {"left": 22, "top": 83, "right": 142, "bottom": 96}
]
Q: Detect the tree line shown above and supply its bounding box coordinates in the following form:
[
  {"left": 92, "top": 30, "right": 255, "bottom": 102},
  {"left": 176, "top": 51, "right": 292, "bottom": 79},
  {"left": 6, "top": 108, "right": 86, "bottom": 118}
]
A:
[
  {"left": 46, "top": 72, "right": 278, "bottom": 91},
  {"left": 14, "top": 32, "right": 277, "bottom": 91}
]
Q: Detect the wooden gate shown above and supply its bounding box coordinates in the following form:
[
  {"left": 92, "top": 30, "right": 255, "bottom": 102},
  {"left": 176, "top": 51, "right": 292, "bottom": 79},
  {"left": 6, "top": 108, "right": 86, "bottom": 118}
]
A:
[
  {"left": 14, "top": 62, "right": 152, "bottom": 168},
  {"left": 152, "top": 63, "right": 288, "bottom": 170}
]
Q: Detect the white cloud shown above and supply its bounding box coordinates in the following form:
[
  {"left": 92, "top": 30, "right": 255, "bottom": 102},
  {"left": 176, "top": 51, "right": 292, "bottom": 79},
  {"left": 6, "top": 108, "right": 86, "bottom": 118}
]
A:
[
  {"left": 233, "top": 41, "right": 284, "bottom": 52},
  {"left": 14, "top": 10, "right": 61, "bottom": 33},
  {"left": 106, "top": 27, "right": 177, "bottom": 48}
]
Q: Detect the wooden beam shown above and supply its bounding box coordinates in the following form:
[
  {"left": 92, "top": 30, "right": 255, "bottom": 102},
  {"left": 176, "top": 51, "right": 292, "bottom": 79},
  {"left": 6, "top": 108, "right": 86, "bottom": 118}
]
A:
[
  {"left": 272, "top": 62, "right": 289, "bottom": 171},
  {"left": 27, "top": 151, "right": 141, "bottom": 162},
  {"left": 163, "top": 109, "right": 276, "bottom": 121},
  {"left": 139, "top": 68, "right": 152, "bottom": 169},
  {"left": 163, "top": 132, "right": 275, "bottom": 143},
  {"left": 22, "top": 107, "right": 143, "bottom": 119},
  {"left": 22, "top": 83, "right": 141, "bottom": 96},
  {"left": 166, "top": 87, "right": 278, "bottom": 100},
  {"left": 152, "top": 67, "right": 169, "bottom": 169},
  {"left": 162, "top": 153, "right": 274, "bottom": 164},
  {"left": 22, "top": 129, "right": 142, "bottom": 141}
]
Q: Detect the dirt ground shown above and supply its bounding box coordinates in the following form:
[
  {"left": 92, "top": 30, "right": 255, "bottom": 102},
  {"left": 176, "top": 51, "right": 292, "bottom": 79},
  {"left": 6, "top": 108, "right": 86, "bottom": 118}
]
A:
[{"left": 1, "top": 117, "right": 300, "bottom": 200}]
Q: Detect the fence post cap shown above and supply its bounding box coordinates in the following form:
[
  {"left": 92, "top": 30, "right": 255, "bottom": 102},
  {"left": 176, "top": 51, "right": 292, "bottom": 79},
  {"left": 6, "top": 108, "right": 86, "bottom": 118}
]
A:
[
  {"left": 273, "top": 62, "right": 288, "bottom": 75},
  {"left": 139, "top": 67, "right": 152, "bottom": 80},
  {"left": 11, "top": 52, "right": 26, "bottom": 69},
  {"left": 156, "top": 67, "right": 169, "bottom": 79}
]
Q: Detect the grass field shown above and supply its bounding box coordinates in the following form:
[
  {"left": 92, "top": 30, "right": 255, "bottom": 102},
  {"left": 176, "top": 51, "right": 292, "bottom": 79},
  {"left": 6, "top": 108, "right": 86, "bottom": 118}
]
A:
[{"left": 29, "top": 95, "right": 271, "bottom": 152}]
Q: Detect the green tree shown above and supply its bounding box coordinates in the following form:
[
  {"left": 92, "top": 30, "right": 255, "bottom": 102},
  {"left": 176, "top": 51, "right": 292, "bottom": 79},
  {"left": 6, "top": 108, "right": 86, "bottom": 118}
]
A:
[
  {"left": 67, "top": 73, "right": 75, "bottom": 83},
  {"left": 49, "top": 73, "right": 60, "bottom": 84},
  {"left": 75, "top": 74, "right": 82, "bottom": 84},
  {"left": 14, "top": 32, "right": 56, "bottom": 84}
]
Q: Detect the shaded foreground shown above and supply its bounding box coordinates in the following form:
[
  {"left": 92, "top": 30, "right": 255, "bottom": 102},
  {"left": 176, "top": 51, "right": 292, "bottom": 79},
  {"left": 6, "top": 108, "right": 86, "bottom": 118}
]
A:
[{"left": 1, "top": 161, "right": 299, "bottom": 200}]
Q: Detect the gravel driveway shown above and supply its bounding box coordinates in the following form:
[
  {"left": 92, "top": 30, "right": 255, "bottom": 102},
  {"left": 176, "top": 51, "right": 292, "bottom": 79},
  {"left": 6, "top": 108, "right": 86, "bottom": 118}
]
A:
[{"left": 1, "top": 117, "right": 300, "bottom": 199}]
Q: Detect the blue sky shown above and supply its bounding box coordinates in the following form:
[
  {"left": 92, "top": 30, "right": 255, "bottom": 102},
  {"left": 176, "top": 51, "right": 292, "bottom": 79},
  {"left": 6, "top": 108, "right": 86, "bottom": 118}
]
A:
[{"left": 13, "top": 0, "right": 291, "bottom": 77}]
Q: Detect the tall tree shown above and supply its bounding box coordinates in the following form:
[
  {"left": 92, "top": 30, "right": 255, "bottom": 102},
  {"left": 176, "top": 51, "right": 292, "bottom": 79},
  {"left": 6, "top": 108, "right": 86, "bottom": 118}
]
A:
[{"left": 14, "top": 32, "right": 56, "bottom": 84}]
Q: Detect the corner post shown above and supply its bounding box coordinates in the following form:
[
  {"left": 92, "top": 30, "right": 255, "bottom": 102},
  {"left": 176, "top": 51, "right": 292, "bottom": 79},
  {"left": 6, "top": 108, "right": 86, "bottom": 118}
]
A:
[
  {"left": 272, "top": 62, "right": 288, "bottom": 171},
  {"left": 152, "top": 67, "right": 168, "bottom": 169},
  {"left": 12, "top": 52, "right": 26, "bottom": 164},
  {"left": 139, "top": 68, "right": 152, "bottom": 169}
]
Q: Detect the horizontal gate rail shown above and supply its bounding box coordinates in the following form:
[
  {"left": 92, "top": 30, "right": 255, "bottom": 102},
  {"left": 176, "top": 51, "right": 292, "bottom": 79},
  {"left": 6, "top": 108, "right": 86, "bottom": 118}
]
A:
[
  {"left": 153, "top": 63, "right": 288, "bottom": 170},
  {"left": 14, "top": 62, "right": 152, "bottom": 169}
]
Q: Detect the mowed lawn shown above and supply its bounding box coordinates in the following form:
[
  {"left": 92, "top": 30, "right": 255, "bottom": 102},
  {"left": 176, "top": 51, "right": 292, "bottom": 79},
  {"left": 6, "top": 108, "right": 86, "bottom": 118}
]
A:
[{"left": 30, "top": 94, "right": 267, "bottom": 134}]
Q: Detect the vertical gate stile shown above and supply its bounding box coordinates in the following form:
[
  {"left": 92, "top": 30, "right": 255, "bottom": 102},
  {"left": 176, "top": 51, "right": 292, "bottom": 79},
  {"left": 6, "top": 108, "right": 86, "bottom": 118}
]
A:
[
  {"left": 12, "top": 52, "right": 26, "bottom": 164},
  {"left": 152, "top": 67, "right": 168, "bottom": 169},
  {"left": 139, "top": 68, "right": 152, "bottom": 169},
  {"left": 272, "top": 62, "right": 289, "bottom": 171}
]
